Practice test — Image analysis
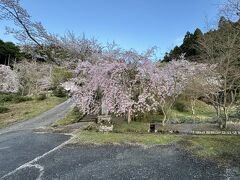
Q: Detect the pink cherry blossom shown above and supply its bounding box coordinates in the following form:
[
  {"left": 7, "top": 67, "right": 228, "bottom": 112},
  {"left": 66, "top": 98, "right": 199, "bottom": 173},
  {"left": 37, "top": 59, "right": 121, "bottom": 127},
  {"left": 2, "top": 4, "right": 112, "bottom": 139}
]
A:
[
  {"left": 67, "top": 50, "right": 210, "bottom": 121},
  {"left": 0, "top": 65, "right": 19, "bottom": 93}
]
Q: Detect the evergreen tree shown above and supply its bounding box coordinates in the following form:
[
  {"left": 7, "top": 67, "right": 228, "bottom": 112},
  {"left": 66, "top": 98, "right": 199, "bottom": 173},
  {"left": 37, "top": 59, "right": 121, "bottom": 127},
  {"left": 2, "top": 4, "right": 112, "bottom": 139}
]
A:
[
  {"left": 162, "top": 28, "right": 203, "bottom": 62},
  {"left": 0, "top": 39, "right": 22, "bottom": 66}
]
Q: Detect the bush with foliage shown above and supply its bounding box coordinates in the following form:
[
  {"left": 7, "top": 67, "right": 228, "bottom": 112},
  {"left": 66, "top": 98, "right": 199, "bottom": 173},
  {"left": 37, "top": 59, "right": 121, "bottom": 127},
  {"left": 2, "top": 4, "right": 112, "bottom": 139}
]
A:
[
  {"left": 0, "top": 92, "right": 32, "bottom": 104},
  {"left": 0, "top": 106, "right": 9, "bottom": 114},
  {"left": 173, "top": 99, "right": 191, "bottom": 112},
  {"left": 72, "top": 106, "right": 84, "bottom": 120},
  {"left": 36, "top": 93, "right": 47, "bottom": 101},
  {"left": 52, "top": 87, "right": 67, "bottom": 97},
  {"left": 0, "top": 93, "right": 17, "bottom": 103},
  {"left": 51, "top": 67, "right": 73, "bottom": 88},
  {"left": 133, "top": 111, "right": 163, "bottom": 123},
  {"left": 12, "top": 96, "right": 32, "bottom": 103}
]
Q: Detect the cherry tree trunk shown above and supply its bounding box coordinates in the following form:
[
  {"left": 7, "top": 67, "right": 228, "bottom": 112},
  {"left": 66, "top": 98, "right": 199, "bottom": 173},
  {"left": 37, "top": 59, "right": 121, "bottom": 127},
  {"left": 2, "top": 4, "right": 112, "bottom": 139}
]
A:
[
  {"left": 191, "top": 99, "right": 196, "bottom": 115},
  {"left": 127, "top": 109, "right": 131, "bottom": 124},
  {"left": 162, "top": 111, "right": 167, "bottom": 126},
  {"left": 223, "top": 108, "right": 228, "bottom": 129}
]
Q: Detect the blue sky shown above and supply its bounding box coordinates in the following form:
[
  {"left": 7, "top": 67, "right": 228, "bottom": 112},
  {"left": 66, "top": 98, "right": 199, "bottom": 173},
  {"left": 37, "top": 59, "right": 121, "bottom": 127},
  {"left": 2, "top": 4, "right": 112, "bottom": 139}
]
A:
[{"left": 0, "top": 0, "right": 223, "bottom": 58}]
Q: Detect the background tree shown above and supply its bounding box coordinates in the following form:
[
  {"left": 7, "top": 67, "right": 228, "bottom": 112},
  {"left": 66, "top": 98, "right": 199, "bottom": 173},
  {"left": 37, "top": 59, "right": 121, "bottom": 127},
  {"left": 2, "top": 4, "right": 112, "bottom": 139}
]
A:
[
  {"left": 0, "top": 64, "right": 19, "bottom": 93},
  {"left": 182, "top": 70, "right": 220, "bottom": 116},
  {"left": 162, "top": 29, "right": 203, "bottom": 62},
  {"left": 14, "top": 60, "right": 53, "bottom": 95},
  {"left": 0, "top": 0, "right": 103, "bottom": 64},
  {"left": 158, "top": 58, "right": 209, "bottom": 125},
  {"left": 0, "top": 0, "right": 49, "bottom": 47},
  {"left": 0, "top": 39, "right": 22, "bottom": 66},
  {"left": 220, "top": 0, "right": 240, "bottom": 20},
  {"left": 198, "top": 19, "right": 240, "bottom": 128}
]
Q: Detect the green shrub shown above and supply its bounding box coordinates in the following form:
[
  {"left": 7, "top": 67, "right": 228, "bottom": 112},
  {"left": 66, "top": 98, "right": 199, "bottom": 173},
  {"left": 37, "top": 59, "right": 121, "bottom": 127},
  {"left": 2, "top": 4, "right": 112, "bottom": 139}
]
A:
[
  {"left": 0, "top": 93, "right": 32, "bottom": 104},
  {"left": 113, "top": 121, "right": 149, "bottom": 133},
  {"left": 195, "top": 100, "right": 215, "bottom": 113},
  {"left": 174, "top": 101, "right": 190, "bottom": 112},
  {"left": 0, "top": 93, "right": 18, "bottom": 103},
  {"left": 52, "top": 67, "right": 73, "bottom": 87},
  {"left": 72, "top": 106, "right": 84, "bottom": 120},
  {"left": 13, "top": 96, "right": 32, "bottom": 103},
  {"left": 133, "top": 111, "right": 162, "bottom": 123},
  {"left": 53, "top": 87, "right": 67, "bottom": 97},
  {"left": 36, "top": 93, "right": 47, "bottom": 101},
  {"left": 0, "top": 107, "right": 9, "bottom": 113}
]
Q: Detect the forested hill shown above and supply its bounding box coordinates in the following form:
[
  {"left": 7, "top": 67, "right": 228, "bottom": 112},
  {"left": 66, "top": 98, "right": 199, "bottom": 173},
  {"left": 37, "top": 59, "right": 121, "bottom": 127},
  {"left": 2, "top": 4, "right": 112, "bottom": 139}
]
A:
[
  {"left": 0, "top": 39, "right": 22, "bottom": 66},
  {"left": 162, "top": 16, "right": 240, "bottom": 62}
]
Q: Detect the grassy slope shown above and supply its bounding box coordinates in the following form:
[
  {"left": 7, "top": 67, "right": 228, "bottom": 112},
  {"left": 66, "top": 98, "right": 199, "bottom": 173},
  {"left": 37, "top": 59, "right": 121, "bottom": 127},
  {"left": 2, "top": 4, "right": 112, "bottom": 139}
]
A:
[
  {"left": 71, "top": 131, "right": 182, "bottom": 146},
  {"left": 52, "top": 107, "right": 83, "bottom": 127},
  {"left": 52, "top": 109, "right": 77, "bottom": 127},
  {"left": 52, "top": 111, "right": 76, "bottom": 127},
  {"left": 133, "top": 100, "right": 216, "bottom": 123},
  {"left": 170, "top": 99, "right": 216, "bottom": 123},
  {"left": 181, "top": 136, "right": 240, "bottom": 165},
  {"left": 181, "top": 135, "right": 240, "bottom": 177},
  {"left": 0, "top": 96, "right": 66, "bottom": 128},
  {"left": 113, "top": 121, "right": 149, "bottom": 133}
]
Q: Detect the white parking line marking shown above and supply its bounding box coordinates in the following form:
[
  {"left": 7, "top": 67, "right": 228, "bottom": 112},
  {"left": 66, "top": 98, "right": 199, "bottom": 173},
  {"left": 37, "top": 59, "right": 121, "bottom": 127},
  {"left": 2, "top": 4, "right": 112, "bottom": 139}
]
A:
[
  {"left": 0, "top": 147, "right": 10, "bottom": 150},
  {"left": 1, "top": 133, "right": 74, "bottom": 179}
]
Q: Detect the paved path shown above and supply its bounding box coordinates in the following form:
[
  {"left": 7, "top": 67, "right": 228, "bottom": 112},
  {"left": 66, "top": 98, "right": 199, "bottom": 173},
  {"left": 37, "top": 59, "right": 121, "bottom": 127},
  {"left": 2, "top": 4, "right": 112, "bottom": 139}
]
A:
[
  {"left": 0, "top": 99, "right": 74, "bottom": 135},
  {"left": 0, "top": 99, "right": 237, "bottom": 180}
]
